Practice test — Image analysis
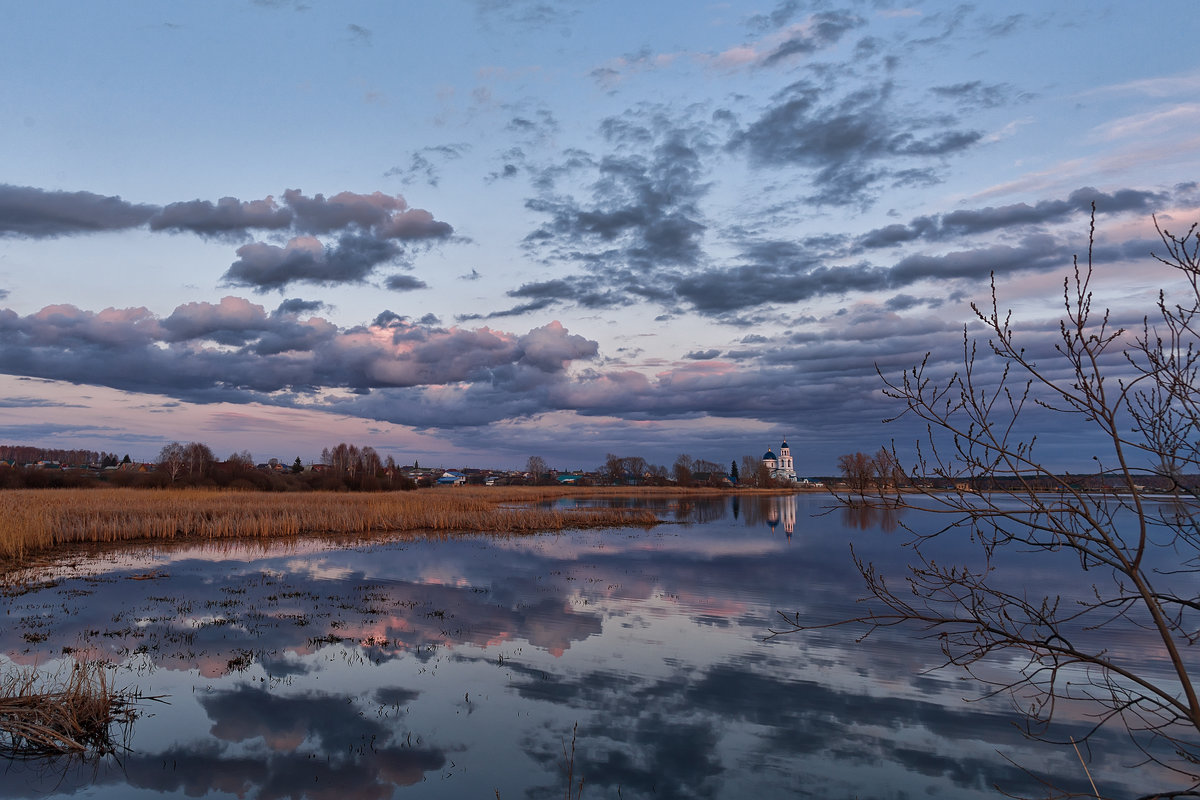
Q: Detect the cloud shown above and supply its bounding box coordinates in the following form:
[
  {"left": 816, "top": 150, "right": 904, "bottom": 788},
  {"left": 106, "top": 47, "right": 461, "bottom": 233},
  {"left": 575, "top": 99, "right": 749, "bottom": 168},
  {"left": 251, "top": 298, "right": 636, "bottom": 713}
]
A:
[
  {"left": 517, "top": 320, "right": 598, "bottom": 371},
  {"left": 929, "top": 81, "right": 1027, "bottom": 111},
  {"left": 346, "top": 23, "right": 372, "bottom": 45},
  {"left": 524, "top": 108, "right": 713, "bottom": 273},
  {"left": 469, "top": 0, "right": 581, "bottom": 29},
  {"left": 1090, "top": 104, "right": 1200, "bottom": 143},
  {"left": 161, "top": 296, "right": 272, "bottom": 344},
  {"left": 223, "top": 234, "right": 402, "bottom": 291},
  {"left": 0, "top": 298, "right": 601, "bottom": 419},
  {"left": 712, "top": 11, "right": 864, "bottom": 70},
  {"left": 275, "top": 298, "right": 327, "bottom": 315},
  {"left": 731, "top": 79, "right": 983, "bottom": 206},
  {"left": 384, "top": 144, "right": 469, "bottom": 187},
  {"left": 149, "top": 196, "right": 293, "bottom": 236},
  {"left": 281, "top": 189, "right": 452, "bottom": 240},
  {"left": 384, "top": 274, "right": 429, "bottom": 291},
  {"left": 857, "top": 187, "right": 1166, "bottom": 249},
  {"left": 0, "top": 184, "right": 157, "bottom": 238}
]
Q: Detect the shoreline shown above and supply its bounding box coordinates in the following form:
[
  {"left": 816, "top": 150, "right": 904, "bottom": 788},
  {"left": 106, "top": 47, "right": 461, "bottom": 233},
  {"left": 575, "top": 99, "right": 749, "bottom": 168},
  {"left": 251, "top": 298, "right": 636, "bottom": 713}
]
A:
[{"left": 0, "top": 486, "right": 814, "bottom": 573}]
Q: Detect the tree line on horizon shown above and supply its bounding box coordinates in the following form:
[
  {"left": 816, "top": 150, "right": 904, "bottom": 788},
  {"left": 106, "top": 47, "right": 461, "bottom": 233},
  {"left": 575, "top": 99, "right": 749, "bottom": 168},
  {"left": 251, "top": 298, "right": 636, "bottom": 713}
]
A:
[
  {"left": 3, "top": 439, "right": 811, "bottom": 491},
  {"left": 0, "top": 440, "right": 422, "bottom": 492}
]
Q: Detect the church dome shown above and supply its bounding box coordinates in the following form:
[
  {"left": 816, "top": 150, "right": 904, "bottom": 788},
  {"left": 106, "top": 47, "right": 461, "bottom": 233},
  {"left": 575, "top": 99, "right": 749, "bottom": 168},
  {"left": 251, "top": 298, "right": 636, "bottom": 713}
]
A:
[
  {"left": 762, "top": 449, "right": 777, "bottom": 460},
  {"left": 780, "top": 440, "right": 789, "bottom": 449}
]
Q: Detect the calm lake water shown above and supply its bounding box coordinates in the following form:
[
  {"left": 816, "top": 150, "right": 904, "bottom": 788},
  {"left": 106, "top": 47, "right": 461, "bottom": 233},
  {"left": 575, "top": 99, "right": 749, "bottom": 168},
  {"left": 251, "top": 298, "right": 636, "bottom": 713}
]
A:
[{"left": 0, "top": 493, "right": 1188, "bottom": 798}]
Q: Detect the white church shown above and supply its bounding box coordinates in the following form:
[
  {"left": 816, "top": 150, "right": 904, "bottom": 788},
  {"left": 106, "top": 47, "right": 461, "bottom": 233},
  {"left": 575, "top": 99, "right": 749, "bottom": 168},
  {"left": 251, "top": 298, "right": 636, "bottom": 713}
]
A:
[{"left": 761, "top": 440, "right": 797, "bottom": 482}]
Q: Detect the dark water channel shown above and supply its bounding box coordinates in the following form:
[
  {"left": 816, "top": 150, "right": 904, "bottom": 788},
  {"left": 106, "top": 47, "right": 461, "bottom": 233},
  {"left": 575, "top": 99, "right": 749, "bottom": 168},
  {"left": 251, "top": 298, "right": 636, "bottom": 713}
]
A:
[{"left": 0, "top": 494, "right": 1180, "bottom": 798}]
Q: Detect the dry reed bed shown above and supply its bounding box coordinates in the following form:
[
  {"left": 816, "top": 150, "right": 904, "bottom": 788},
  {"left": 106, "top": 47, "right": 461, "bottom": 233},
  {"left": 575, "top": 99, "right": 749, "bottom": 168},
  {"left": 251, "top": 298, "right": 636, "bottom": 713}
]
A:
[
  {"left": 0, "top": 487, "right": 674, "bottom": 566},
  {"left": 0, "top": 661, "right": 139, "bottom": 758}
]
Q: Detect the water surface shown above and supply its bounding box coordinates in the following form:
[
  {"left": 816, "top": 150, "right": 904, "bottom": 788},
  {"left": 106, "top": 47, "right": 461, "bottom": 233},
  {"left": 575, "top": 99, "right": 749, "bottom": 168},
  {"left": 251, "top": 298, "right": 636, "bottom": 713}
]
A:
[{"left": 0, "top": 493, "right": 1184, "bottom": 798}]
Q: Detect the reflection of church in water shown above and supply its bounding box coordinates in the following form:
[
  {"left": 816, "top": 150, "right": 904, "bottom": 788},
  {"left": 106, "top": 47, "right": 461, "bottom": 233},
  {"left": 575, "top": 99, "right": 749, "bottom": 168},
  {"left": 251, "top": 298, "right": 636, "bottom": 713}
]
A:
[
  {"left": 765, "top": 494, "right": 797, "bottom": 538},
  {"left": 761, "top": 440, "right": 797, "bottom": 482}
]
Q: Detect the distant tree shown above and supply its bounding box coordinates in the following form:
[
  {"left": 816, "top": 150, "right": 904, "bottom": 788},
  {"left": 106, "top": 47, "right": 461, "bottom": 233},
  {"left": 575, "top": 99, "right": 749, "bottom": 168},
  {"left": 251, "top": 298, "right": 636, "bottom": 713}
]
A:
[
  {"left": 836, "top": 452, "right": 874, "bottom": 497},
  {"left": 228, "top": 450, "right": 254, "bottom": 469},
  {"left": 183, "top": 442, "right": 214, "bottom": 479},
  {"left": 526, "top": 455, "right": 548, "bottom": 483},
  {"left": 672, "top": 454, "right": 694, "bottom": 486},
  {"left": 602, "top": 453, "right": 623, "bottom": 484},
  {"left": 730, "top": 460, "right": 739, "bottom": 483},
  {"left": 601, "top": 454, "right": 649, "bottom": 484},
  {"left": 871, "top": 447, "right": 904, "bottom": 490},
  {"left": 122, "top": 454, "right": 131, "bottom": 464},
  {"left": 361, "top": 446, "right": 381, "bottom": 477},
  {"left": 292, "top": 457, "right": 303, "bottom": 474},
  {"left": 157, "top": 442, "right": 186, "bottom": 483},
  {"left": 739, "top": 455, "right": 760, "bottom": 487}
]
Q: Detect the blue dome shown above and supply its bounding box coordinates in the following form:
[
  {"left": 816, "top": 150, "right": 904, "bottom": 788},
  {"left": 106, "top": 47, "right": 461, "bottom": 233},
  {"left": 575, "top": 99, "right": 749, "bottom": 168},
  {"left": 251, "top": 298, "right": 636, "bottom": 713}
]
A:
[
  {"left": 780, "top": 440, "right": 789, "bottom": 449},
  {"left": 762, "top": 449, "right": 777, "bottom": 460}
]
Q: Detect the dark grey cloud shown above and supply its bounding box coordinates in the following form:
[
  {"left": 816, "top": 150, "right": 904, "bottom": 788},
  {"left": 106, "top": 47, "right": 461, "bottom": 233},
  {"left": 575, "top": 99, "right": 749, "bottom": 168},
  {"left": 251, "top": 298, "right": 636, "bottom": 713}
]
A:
[
  {"left": 858, "top": 187, "right": 1166, "bottom": 249},
  {"left": 889, "top": 234, "right": 1066, "bottom": 283},
  {"left": 274, "top": 297, "right": 327, "bottom": 315},
  {"left": 524, "top": 108, "right": 714, "bottom": 273},
  {"left": 731, "top": 79, "right": 983, "bottom": 206},
  {"left": 223, "top": 234, "right": 402, "bottom": 291},
  {"left": 384, "top": 274, "right": 429, "bottom": 291},
  {"left": 685, "top": 349, "right": 721, "bottom": 360},
  {"left": 280, "top": 188, "right": 452, "bottom": 240},
  {"left": 496, "top": 206, "right": 1099, "bottom": 318},
  {"left": 486, "top": 163, "right": 521, "bottom": 183},
  {"left": 0, "top": 186, "right": 454, "bottom": 291},
  {"left": 0, "top": 184, "right": 157, "bottom": 238},
  {"left": 346, "top": 23, "right": 371, "bottom": 44},
  {"left": 149, "top": 196, "right": 293, "bottom": 237}
]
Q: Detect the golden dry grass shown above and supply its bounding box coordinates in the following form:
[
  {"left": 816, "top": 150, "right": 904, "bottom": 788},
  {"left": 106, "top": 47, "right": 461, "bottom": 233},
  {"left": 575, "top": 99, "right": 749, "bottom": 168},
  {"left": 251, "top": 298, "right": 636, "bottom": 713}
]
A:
[
  {"left": 0, "top": 486, "right": 720, "bottom": 567},
  {"left": 0, "top": 661, "right": 139, "bottom": 758}
]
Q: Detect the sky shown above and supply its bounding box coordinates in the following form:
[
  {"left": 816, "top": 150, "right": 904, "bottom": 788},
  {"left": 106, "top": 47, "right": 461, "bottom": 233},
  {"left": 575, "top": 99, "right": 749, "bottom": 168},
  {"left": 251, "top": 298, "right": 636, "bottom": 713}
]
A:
[{"left": 1, "top": 0, "right": 1198, "bottom": 473}]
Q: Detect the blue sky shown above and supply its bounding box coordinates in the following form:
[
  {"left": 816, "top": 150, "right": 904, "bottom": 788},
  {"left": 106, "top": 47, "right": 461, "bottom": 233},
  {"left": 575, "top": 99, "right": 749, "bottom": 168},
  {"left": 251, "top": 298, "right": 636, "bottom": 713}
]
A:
[{"left": 0, "top": 0, "right": 1197, "bottom": 472}]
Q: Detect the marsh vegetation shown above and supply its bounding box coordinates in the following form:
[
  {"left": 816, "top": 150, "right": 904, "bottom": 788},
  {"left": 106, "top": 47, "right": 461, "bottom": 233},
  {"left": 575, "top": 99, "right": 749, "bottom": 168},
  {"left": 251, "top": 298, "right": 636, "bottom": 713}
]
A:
[{"left": 0, "top": 486, "right": 770, "bottom": 568}]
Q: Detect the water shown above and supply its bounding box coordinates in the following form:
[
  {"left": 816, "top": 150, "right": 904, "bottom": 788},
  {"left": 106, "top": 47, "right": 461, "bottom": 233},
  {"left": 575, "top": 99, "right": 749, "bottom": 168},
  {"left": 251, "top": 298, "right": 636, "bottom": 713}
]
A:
[{"left": 0, "top": 493, "right": 1189, "bottom": 798}]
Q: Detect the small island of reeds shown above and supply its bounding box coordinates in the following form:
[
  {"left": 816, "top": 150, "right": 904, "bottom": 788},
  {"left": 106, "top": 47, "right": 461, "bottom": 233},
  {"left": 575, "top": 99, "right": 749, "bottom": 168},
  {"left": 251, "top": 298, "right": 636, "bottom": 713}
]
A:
[{"left": 0, "top": 485, "right": 762, "bottom": 570}]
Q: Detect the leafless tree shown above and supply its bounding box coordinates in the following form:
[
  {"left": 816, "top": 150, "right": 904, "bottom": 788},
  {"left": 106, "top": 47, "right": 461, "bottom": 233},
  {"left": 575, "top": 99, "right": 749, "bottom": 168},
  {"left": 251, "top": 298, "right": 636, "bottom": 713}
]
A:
[
  {"left": 183, "top": 441, "right": 214, "bottom": 478},
  {"left": 360, "top": 446, "right": 381, "bottom": 477},
  {"left": 157, "top": 442, "right": 186, "bottom": 482},
  {"left": 672, "top": 454, "right": 694, "bottom": 486},
  {"left": 227, "top": 450, "right": 254, "bottom": 470},
  {"left": 836, "top": 451, "right": 874, "bottom": 497},
  {"left": 526, "top": 455, "right": 548, "bottom": 482},
  {"left": 779, "top": 213, "right": 1200, "bottom": 798}
]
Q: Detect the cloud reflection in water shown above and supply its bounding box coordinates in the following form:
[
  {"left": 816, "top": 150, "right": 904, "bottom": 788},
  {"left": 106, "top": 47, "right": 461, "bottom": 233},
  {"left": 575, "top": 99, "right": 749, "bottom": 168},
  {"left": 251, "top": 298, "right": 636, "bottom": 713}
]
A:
[{"left": 0, "top": 493, "right": 1178, "bottom": 798}]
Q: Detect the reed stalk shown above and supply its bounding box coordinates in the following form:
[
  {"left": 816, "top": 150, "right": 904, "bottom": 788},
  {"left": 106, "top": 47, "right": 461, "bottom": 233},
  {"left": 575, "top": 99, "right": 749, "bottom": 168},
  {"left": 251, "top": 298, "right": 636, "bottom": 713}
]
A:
[{"left": 0, "top": 661, "right": 142, "bottom": 759}]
